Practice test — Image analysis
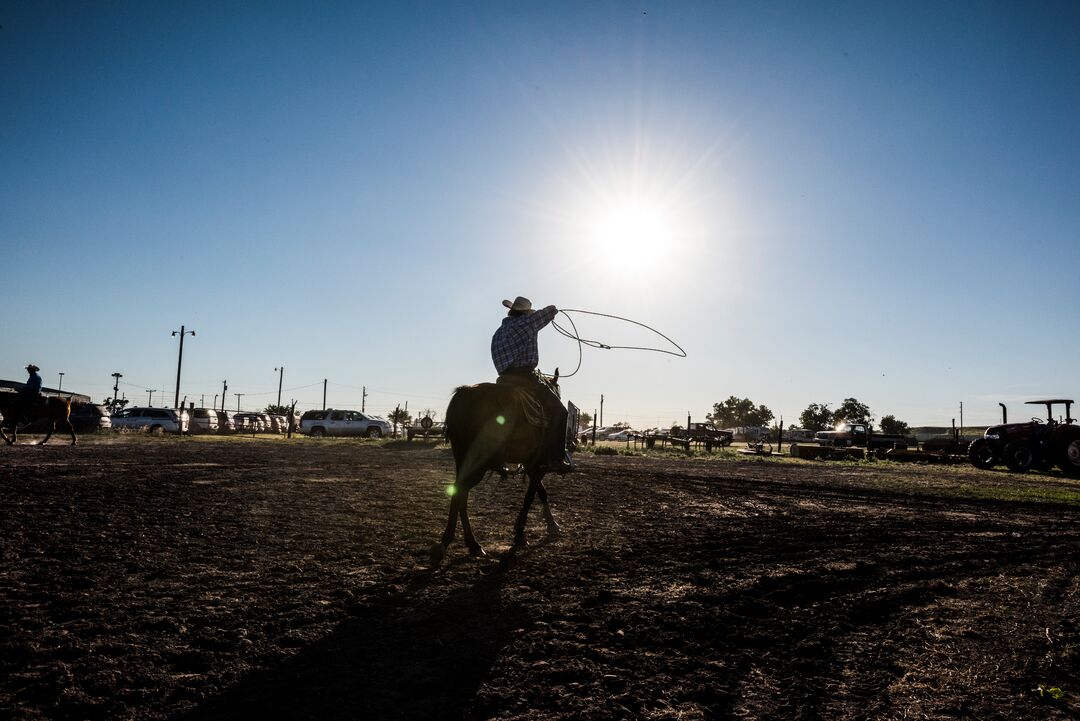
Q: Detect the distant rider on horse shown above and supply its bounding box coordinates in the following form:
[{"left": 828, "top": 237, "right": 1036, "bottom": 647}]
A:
[
  {"left": 19, "top": 363, "right": 44, "bottom": 422},
  {"left": 491, "top": 296, "right": 573, "bottom": 473}
]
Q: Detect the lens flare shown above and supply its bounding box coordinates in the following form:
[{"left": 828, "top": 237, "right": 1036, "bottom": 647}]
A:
[
  {"left": 446, "top": 484, "right": 457, "bottom": 497},
  {"left": 496, "top": 415, "right": 506, "bottom": 425}
]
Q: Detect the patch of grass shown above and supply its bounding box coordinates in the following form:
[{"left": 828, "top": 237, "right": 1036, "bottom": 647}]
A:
[{"left": 858, "top": 472, "right": 1080, "bottom": 507}]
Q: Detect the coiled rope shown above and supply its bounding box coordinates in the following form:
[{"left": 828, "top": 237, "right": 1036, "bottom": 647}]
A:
[{"left": 550, "top": 309, "right": 687, "bottom": 378}]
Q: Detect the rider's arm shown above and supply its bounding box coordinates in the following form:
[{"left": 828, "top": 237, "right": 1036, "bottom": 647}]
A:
[{"left": 528, "top": 305, "right": 558, "bottom": 331}]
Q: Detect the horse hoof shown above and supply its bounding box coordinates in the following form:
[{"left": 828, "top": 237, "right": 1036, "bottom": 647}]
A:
[
  {"left": 547, "top": 521, "right": 562, "bottom": 535},
  {"left": 468, "top": 544, "right": 486, "bottom": 557},
  {"left": 513, "top": 534, "right": 528, "bottom": 549},
  {"left": 429, "top": 542, "right": 446, "bottom": 568}
]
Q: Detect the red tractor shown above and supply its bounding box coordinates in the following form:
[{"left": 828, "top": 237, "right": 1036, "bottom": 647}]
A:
[{"left": 968, "top": 399, "right": 1080, "bottom": 474}]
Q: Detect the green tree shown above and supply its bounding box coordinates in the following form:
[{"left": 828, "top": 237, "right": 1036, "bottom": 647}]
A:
[
  {"left": 878, "top": 414, "right": 910, "bottom": 436},
  {"left": 579, "top": 411, "right": 593, "bottom": 430},
  {"left": 387, "top": 406, "right": 411, "bottom": 436},
  {"left": 264, "top": 404, "right": 292, "bottom": 416},
  {"left": 103, "top": 397, "right": 129, "bottom": 414},
  {"left": 799, "top": 403, "right": 833, "bottom": 431},
  {"left": 832, "top": 398, "right": 873, "bottom": 426},
  {"left": 707, "top": 396, "right": 774, "bottom": 428}
]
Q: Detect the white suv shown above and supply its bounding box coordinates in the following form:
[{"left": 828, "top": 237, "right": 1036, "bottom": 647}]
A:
[
  {"left": 189, "top": 408, "right": 220, "bottom": 434},
  {"left": 300, "top": 409, "right": 391, "bottom": 438},
  {"left": 111, "top": 407, "right": 190, "bottom": 434}
]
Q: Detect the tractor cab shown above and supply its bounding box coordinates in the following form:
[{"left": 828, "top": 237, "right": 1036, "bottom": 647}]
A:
[{"left": 1024, "top": 399, "right": 1075, "bottom": 426}]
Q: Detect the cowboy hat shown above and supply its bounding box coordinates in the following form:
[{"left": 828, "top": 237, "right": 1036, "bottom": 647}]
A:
[
  {"left": 502, "top": 296, "right": 535, "bottom": 313},
  {"left": 25, "top": 364, "right": 40, "bottom": 372}
]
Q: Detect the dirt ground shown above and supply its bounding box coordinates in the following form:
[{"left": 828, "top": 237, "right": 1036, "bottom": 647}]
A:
[{"left": 2, "top": 435, "right": 1079, "bottom": 720}]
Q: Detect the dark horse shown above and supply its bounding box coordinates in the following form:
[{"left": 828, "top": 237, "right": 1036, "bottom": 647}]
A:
[
  {"left": 431, "top": 371, "right": 564, "bottom": 567},
  {"left": 0, "top": 394, "right": 77, "bottom": 446}
]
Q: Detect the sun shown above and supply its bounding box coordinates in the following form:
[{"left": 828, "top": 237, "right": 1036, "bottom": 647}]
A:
[{"left": 586, "top": 200, "right": 674, "bottom": 276}]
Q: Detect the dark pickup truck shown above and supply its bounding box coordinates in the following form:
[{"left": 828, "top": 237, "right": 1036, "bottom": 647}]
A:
[
  {"left": 671, "top": 423, "right": 734, "bottom": 446},
  {"left": 814, "top": 423, "right": 912, "bottom": 450}
]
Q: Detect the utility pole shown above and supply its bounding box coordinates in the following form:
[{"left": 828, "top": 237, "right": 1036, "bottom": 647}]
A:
[
  {"left": 213, "top": 393, "right": 218, "bottom": 410},
  {"left": 362, "top": 386, "right": 367, "bottom": 413},
  {"left": 274, "top": 366, "right": 284, "bottom": 407},
  {"left": 221, "top": 381, "right": 228, "bottom": 412},
  {"left": 57, "top": 372, "right": 64, "bottom": 391},
  {"left": 323, "top": 379, "right": 327, "bottom": 410},
  {"left": 959, "top": 401, "right": 964, "bottom": 436},
  {"left": 170, "top": 325, "right": 196, "bottom": 408},
  {"left": 147, "top": 389, "right": 156, "bottom": 406},
  {"left": 111, "top": 372, "right": 123, "bottom": 409},
  {"left": 600, "top": 394, "right": 604, "bottom": 428},
  {"left": 235, "top": 393, "right": 244, "bottom": 412}
]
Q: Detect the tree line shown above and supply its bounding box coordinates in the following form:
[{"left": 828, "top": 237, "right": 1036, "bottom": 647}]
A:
[{"left": 705, "top": 395, "right": 910, "bottom": 436}]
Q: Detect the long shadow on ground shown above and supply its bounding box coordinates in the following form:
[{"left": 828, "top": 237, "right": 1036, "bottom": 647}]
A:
[{"left": 175, "top": 563, "right": 526, "bottom": 721}]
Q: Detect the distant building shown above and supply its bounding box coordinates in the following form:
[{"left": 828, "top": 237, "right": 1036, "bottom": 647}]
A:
[{"left": 0, "top": 379, "right": 91, "bottom": 404}]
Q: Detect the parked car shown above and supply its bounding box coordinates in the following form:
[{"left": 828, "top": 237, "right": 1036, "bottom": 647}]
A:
[
  {"left": 111, "top": 407, "right": 189, "bottom": 434},
  {"left": 189, "top": 408, "right": 220, "bottom": 434},
  {"left": 300, "top": 409, "right": 391, "bottom": 438},
  {"left": 69, "top": 403, "right": 112, "bottom": 432},
  {"left": 269, "top": 414, "right": 288, "bottom": 434},
  {"left": 214, "top": 410, "right": 236, "bottom": 433},
  {"left": 605, "top": 429, "right": 637, "bottom": 442},
  {"left": 235, "top": 412, "right": 265, "bottom": 432}
]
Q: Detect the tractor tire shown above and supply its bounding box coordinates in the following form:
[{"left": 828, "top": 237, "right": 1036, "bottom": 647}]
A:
[
  {"left": 1002, "top": 440, "right": 1035, "bottom": 473},
  {"left": 968, "top": 438, "right": 996, "bottom": 470},
  {"left": 1058, "top": 438, "right": 1080, "bottom": 477}
]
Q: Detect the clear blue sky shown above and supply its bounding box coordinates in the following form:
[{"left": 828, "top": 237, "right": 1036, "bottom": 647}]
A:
[{"left": 3, "top": 1, "right": 1078, "bottom": 427}]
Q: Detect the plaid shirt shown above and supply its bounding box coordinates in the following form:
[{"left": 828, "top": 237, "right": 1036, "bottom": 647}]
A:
[{"left": 491, "top": 305, "right": 558, "bottom": 374}]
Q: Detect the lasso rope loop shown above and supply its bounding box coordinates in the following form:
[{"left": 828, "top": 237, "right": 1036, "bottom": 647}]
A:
[{"left": 550, "top": 309, "right": 687, "bottom": 378}]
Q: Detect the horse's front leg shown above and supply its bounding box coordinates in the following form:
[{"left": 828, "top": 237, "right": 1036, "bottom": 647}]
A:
[
  {"left": 458, "top": 491, "right": 485, "bottom": 557},
  {"left": 0, "top": 422, "right": 12, "bottom": 445},
  {"left": 39, "top": 421, "right": 54, "bottom": 446},
  {"left": 512, "top": 468, "right": 543, "bottom": 548},
  {"left": 535, "top": 474, "right": 560, "bottom": 535}
]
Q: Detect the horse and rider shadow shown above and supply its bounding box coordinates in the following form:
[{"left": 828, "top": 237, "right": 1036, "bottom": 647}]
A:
[
  {"left": 176, "top": 561, "right": 534, "bottom": 721},
  {"left": 0, "top": 393, "right": 77, "bottom": 446}
]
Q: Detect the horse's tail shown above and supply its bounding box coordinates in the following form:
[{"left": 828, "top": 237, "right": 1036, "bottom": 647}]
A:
[{"left": 443, "top": 385, "right": 475, "bottom": 442}]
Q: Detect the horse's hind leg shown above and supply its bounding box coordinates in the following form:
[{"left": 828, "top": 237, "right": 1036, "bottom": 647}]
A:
[
  {"left": 65, "top": 418, "right": 77, "bottom": 446},
  {"left": 430, "top": 494, "right": 462, "bottom": 567},
  {"left": 39, "top": 422, "right": 54, "bottom": 446}
]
